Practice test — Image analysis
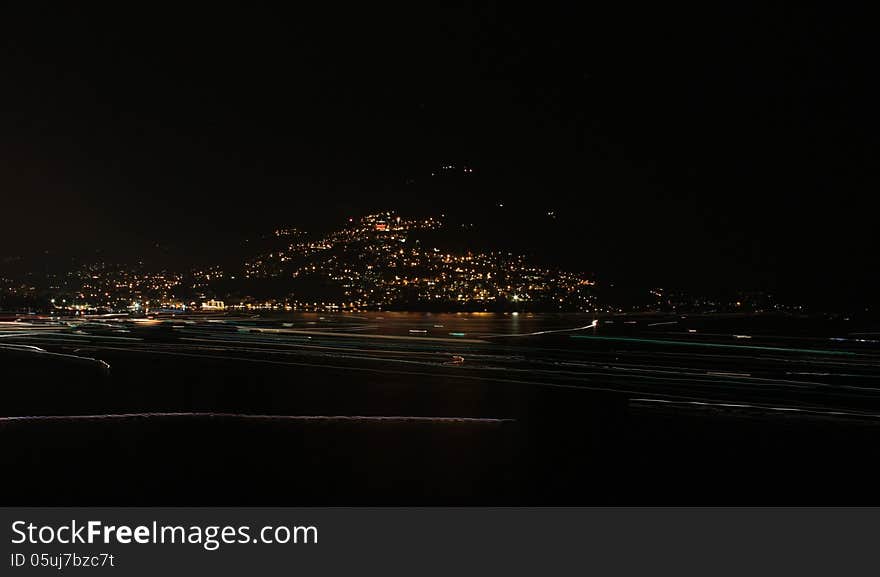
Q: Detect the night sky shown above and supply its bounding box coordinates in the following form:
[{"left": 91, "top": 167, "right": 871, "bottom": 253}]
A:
[{"left": 1, "top": 4, "right": 877, "bottom": 306}]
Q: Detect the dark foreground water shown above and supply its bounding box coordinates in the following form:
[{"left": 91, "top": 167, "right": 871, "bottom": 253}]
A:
[{"left": 2, "top": 311, "right": 880, "bottom": 504}]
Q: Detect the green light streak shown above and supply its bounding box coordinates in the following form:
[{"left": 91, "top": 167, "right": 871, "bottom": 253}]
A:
[{"left": 570, "top": 334, "right": 857, "bottom": 356}]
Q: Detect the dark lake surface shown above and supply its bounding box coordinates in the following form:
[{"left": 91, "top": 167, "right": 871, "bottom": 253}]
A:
[{"left": 2, "top": 312, "right": 880, "bottom": 504}]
